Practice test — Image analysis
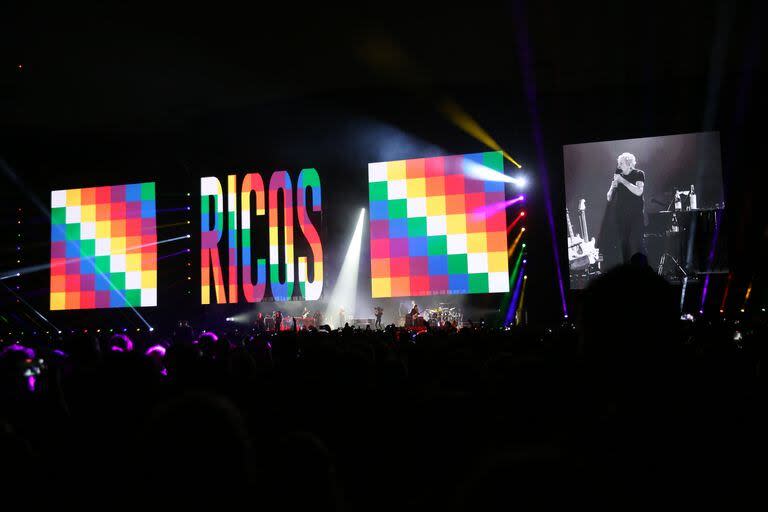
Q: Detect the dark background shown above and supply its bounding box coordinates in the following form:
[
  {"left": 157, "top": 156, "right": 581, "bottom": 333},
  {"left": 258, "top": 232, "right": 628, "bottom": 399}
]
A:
[{"left": 0, "top": 1, "right": 766, "bottom": 330}]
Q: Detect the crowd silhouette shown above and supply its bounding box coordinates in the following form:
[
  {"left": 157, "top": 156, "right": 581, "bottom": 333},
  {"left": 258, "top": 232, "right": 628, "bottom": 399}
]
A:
[{"left": 1, "top": 262, "right": 766, "bottom": 507}]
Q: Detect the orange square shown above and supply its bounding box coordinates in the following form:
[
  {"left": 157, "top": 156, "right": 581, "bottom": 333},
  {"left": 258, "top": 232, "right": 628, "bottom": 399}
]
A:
[
  {"left": 486, "top": 232, "right": 508, "bottom": 252},
  {"left": 51, "top": 275, "right": 66, "bottom": 293},
  {"left": 371, "top": 258, "right": 390, "bottom": 278},
  {"left": 81, "top": 187, "right": 96, "bottom": 205},
  {"left": 391, "top": 276, "right": 411, "bottom": 297},
  {"left": 445, "top": 195, "right": 466, "bottom": 214},
  {"left": 425, "top": 176, "right": 446, "bottom": 197},
  {"left": 96, "top": 203, "right": 112, "bottom": 221},
  {"left": 111, "top": 220, "right": 126, "bottom": 237},
  {"left": 405, "top": 158, "right": 425, "bottom": 179},
  {"left": 65, "top": 291, "right": 81, "bottom": 310}
]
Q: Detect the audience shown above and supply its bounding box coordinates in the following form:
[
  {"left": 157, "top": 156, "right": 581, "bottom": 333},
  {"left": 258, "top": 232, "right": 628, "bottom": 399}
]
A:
[{"left": 1, "top": 263, "right": 766, "bottom": 507}]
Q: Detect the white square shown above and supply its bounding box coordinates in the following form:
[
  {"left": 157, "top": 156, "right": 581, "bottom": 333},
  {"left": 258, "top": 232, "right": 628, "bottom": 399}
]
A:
[
  {"left": 387, "top": 179, "right": 407, "bottom": 200},
  {"left": 241, "top": 210, "right": 251, "bottom": 230},
  {"left": 125, "top": 271, "right": 142, "bottom": 289},
  {"left": 368, "top": 162, "right": 387, "bottom": 183},
  {"left": 65, "top": 206, "right": 81, "bottom": 224},
  {"left": 488, "top": 272, "right": 510, "bottom": 293},
  {"left": 141, "top": 288, "right": 157, "bottom": 307},
  {"left": 467, "top": 252, "right": 489, "bottom": 273},
  {"left": 447, "top": 234, "right": 468, "bottom": 254},
  {"left": 51, "top": 190, "right": 67, "bottom": 208},
  {"left": 80, "top": 222, "right": 96, "bottom": 240},
  {"left": 95, "top": 238, "right": 111, "bottom": 256},
  {"left": 285, "top": 263, "right": 295, "bottom": 282},
  {"left": 110, "top": 254, "right": 126, "bottom": 273},
  {"left": 406, "top": 197, "right": 427, "bottom": 217},
  {"left": 269, "top": 245, "right": 279, "bottom": 263},
  {"left": 426, "top": 215, "right": 447, "bottom": 236}
]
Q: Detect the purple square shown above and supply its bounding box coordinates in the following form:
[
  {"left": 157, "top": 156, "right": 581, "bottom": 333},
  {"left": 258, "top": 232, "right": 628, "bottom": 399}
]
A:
[
  {"left": 51, "top": 241, "right": 66, "bottom": 259},
  {"left": 390, "top": 238, "right": 409, "bottom": 258},
  {"left": 430, "top": 274, "right": 449, "bottom": 291},
  {"left": 411, "top": 256, "right": 429, "bottom": 276},
  {"left": 370, "top": 219, "right": 390, "bottom": 240},
  {"left": 81, "top": 274, "right": 96, "bottom": 291}
]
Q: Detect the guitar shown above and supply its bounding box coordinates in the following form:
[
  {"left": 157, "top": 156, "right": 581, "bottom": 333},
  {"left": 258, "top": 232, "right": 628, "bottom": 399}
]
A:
[
  {"left": 566, "top": 201, "right": 600, "bottom": 270},
  {"left": 578, "top": 199, "right": 601, "bottom": 266}
]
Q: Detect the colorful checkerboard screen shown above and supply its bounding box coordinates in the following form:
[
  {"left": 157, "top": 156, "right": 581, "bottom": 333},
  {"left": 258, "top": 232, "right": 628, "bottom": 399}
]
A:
[
  {"left": 369, "top": 152, "right": 510, "bottom": 298},
  {"left": 50, "top": 182, "right": 158, "bottom": 310}
]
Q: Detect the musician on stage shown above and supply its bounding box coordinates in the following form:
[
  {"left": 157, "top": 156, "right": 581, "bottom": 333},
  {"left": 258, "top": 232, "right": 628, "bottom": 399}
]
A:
[
  {"left": 274, "top": 310, "right": 283, "bottom": 332},
  {"left": 374, "top": 306, "right": 383, "bottom": 329},
  {"left": 604, "top": 152, "right": 646, "bottom": 264}
]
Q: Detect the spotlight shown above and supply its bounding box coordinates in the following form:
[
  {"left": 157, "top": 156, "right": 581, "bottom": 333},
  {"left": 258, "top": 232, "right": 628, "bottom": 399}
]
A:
[
  {"left": 186, "top": 234, "right": 191, "bottom": 238},
  {"left": 521, "top": 227, "right": 526, "bottom": 232},
  {"left": 520, "top": 211, "right": 526, "bottom": 217},
  {"left": 149, "top": 327, "right": 154, "bottom": 332},
  {"left": 325, "top": 208, "right": 366, "bottom": 327}
]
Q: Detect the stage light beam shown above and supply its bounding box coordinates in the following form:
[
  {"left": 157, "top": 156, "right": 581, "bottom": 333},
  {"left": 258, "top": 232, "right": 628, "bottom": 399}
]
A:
[{"left": 324, "top": 208, "right": 366, "bottom": 328}]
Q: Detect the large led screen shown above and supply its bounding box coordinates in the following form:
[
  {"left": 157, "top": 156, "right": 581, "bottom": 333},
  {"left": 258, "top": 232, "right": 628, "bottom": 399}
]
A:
[
  {"left": 50, "top": 182, "right": 158, "bottom": 310},
  {"left": 368, "top": 152, "right": 510, "bottom": 298}
]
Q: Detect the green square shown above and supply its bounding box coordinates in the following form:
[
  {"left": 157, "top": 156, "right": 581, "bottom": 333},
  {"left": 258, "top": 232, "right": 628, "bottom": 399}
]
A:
[
  {"left": 228, "top": 211, "right": 236, "bottom": 227},
  {"left": 407, "top": 217, "right": 427, "bottom": 237},
  {"left": 125, "top": 289, "right": 141, "bottom": 306},
  {"left": 201, "top": 196, "right": 210, "bottom": 214},
  {"left": 369, "top": 182, "right": 388, "bottom": 202},
  {"left": 141, "top": 182, "right": 155, "bottom": 200},
  {"left": 427, "top": 235, "right": 447, "bottom": 256},
  {"left": 388, "top": 199, "right": 407, "bottom": 219},
  {"left": 95, "top": 256, "right": 111, "bottom": 274},
  {"left": 66, "top": 224, "right": 81, "bottom": 240},
  {"left": 482, "top": 151, "right": 504, "bottom": 173},
  {"left": 110, "top": 272, "right": 125, "bottom": 290},
  {"left": 448, "top": 254, "right": 468, "bottom": 274},
  {"left": 469, "top": 273, "right": 489, "bottom": 293},
  {"left": 241, "top": 228, "right": 251, "bottom": 247},
  {"left": 51, "top": 207, "right": 66, "bottom": 225},
  {"left": 270, "top": 264, "right": 280, "bottom": 284},
  {"left": 80, "top": 239, "right": 95, "bottom": 258}
]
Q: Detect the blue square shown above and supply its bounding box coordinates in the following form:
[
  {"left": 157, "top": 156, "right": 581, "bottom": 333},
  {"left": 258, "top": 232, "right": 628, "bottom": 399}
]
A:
[
  {"left": 484, "top": 180, "right": 504, "bottom": 193},
  {"left": 141, "top": 200, "right": 156, "bottom": 218},
  {"left": 428, "top": 254, "right": 448, "bottom": 275},
  {"left": 449, "top": 274, "right": 469, "bottom": 293},
  {"left": 408, "top": 236, "right": 428, "bottom": 256},
  {"left": 370, "top": 200, "right": 389, "bottom": 221},
  {"left": 95, "top": 273, "right": 111, "bottom": 291},
  {"left": 389, "top": 218, "right": 408, "bottom": 238},
  {"left": 126, "top": 183, "right": 143, "bottom": 201},
  {"left": 80, "top": 256, "right": 96, "bottom": 274},
  {"left": 110, "top": 289, "right": 127, "bottom": 307},
  {"left": 65, "top": 240, "right": 81, "bottom": 258},
  {"left": 52, "top": 225, "right": 66, "bottom": 242}
]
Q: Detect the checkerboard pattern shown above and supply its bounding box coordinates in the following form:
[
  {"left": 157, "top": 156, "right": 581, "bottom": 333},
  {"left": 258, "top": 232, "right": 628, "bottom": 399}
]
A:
[
  {"left": 50, "top": 182, "right": 158, "bottom": 310},
  {"left": 368, "top": 152, "right": 510, "bottom": 298}
]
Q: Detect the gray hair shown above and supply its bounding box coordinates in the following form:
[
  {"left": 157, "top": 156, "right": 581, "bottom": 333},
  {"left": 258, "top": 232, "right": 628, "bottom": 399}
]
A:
[{"left": 617, "top": 152, "right": 637, "bottom": 169}]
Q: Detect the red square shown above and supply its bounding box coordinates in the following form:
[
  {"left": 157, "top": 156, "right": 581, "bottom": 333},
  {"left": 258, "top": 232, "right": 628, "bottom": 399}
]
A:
[
  {"left": 425, "top": 156, "right": 445, "bottom": 177},
  {"left": 80, "top": 291, "right": 96, "bottom": 309},
  {"left": 65, "top": 274, "right": 80, "bottom": 292},
  {"left": 95, "top": 186, "right": 111, "bottom": 204},
  {"left": 111, "top": 202, "right": 127, "bottom": 220},
  {"left": 126, "top": 218, "right": 142, "bottom": 236},
  {"left": 410, "top": 275, "right": 430, "bottom": 294},
  {"left": 445, "top": 175, "right": 465, "bottom": 195},
  {"left": 389, "top": 257, "right": 410, "bottom": 277},
  {"left": 370, "top": 238, "right": 390, "bottom": 259}
]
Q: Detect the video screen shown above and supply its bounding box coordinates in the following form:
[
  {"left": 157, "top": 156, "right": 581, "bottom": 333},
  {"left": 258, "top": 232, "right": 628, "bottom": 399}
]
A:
[
  {"left": 563, "top": 132, "right": 726, "bottom": 289},
  {"left": 50, "top": 182, "right": 158, "bottom": 310},
  {"left": 368, "top": 152, "right": 510, "bottom": 298}
]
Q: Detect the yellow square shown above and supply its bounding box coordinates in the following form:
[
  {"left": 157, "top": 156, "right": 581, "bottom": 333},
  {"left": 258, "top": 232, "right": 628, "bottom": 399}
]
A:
[
  {"left": 406, "top": 178, "right": 426, "bottom": 198},
  {"left": 446, "top": 214, "right": 467, "bottom": 234},
  {"left": 201, "top": 285, "right": 211, "bottom": 305},
  {"left": 426, "top": 196, "right": 446, "bottom": 216},
  {"left": 467, "top": 232, "right": 488, "bottom": 253},
  {"left": 126, "top": 253, "right": 142, "bottom": 272},
  {"left": 487, "top": 251, "right": 508, "bottom": 273},
  {"left": 66, "top": 188, "right": 81, "bottom": 206},
  {"left": 371, "top": 277, "right": 391, "bottom": 298},
  {"left": 387, "top": 161, "right": 406, "bottom": 181},
  {"left": 285, "top": 245, "right": 294, "bottom": 262},
  {"left": 268, "top": 226, "right": 279, "bottom": 245},
  {"left": 314, "top": 261, "right": 323, "bottom": 279},
  {"left": 96, "top": 221, "right": 110, "bottom": 238},
  {"left": 81, "top": 204, "right": 96, "bottom": 222},
  {"left": 50, "top": 292, "right": 65, "bottom": 310},
  {"left": 141, "top": 271, "right": 157, "bottom": 288},
  {"left": 111, "top": 236, "right": 126, "bottom": 254}
]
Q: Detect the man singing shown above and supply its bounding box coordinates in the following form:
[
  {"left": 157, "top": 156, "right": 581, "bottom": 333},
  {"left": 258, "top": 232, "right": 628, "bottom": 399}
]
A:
[
  {"left": 374, "top": 306, "right": 383, "bottom": 329},
  {"left": 605, "top": 152, "right": 646, "bottom": 264}
]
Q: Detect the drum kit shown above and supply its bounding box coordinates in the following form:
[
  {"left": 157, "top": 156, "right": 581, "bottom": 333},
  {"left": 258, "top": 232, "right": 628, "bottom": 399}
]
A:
[{"left": 421, "top": 303, "right": 462, "bottom": 327}]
